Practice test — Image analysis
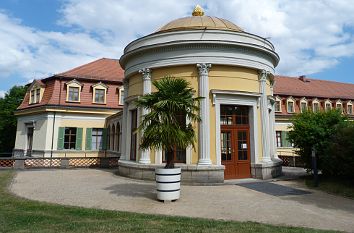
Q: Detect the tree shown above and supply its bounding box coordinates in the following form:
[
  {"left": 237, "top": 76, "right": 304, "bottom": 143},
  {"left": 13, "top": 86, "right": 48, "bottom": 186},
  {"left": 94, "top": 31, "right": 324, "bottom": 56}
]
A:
[
  {"left": 0, "top": 85, "right": 27, "bottom": 155},
  {"left": 135, "top": 77, "right": 201, "bottom": 168},
  {"left": 287, "top": 110, "right": 348, "bottom": 174}
]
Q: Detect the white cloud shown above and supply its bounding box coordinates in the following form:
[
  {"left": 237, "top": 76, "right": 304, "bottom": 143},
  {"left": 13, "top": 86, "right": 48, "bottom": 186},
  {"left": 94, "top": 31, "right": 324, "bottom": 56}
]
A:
[
  {"left": 0, "top": 90, "right": 6, "bottom": 98},
  {"left": 1, "top": 0, "right": 354, "bottom": 85}
]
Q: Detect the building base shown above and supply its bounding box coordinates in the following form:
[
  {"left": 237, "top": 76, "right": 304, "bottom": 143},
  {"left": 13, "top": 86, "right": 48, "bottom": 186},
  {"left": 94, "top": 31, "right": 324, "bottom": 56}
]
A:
[
  {"left": 251, "top": 159, "right": 282, "bottom": 179},
  {"left": 118, "top": 160, "right": 225, "bottom": 185}
]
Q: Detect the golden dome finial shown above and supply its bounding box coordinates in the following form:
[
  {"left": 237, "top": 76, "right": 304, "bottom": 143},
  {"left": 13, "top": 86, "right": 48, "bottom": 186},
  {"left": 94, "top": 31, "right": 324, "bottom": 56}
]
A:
[{"left": 192, "top": 4, "right": 204, "bottom": 16}]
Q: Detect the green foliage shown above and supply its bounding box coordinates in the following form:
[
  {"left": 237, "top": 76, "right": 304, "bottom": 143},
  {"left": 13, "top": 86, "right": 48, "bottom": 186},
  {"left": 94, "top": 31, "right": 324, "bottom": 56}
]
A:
[
  {"left": 325, "top": 123, "right": 354, "bottom": 178},
  {"left": 0, "top": 85, "right": 27, "bottom": 154},
  {"left": 288, "top": 110, "right": 349, "bottom": 176},
  {"left": 135, "top": 77, "right": 201, "bottom": 168}
]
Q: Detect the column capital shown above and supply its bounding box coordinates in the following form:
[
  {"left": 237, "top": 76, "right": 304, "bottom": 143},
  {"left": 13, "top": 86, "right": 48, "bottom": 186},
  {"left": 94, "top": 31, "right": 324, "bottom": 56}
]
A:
[
  {"left": 197, "top": 63, "right": 211, "bottom": 76},
  {"left": 139, "top": 68, "right": 151, "bottom": 80},
  {"left": 258, "top": 69, "right": 270, "bottom": 82}
]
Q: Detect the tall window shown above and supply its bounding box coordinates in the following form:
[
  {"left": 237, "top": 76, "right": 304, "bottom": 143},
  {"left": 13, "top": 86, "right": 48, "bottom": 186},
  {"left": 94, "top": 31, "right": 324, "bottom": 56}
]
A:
[
  {"left": 163, "top": 113, "right": 186, "bottom": 163},
  {"left": 116, "top": 123, "right": 120, "bottom": 152},
  {"left": 300, "top": 102, "right": 307, "bottom": 112},
  {"left": 94, "top": 89, "right": 105, "bottom": 103},
  {"left": 275, "top": 100, "right": 281, "bottom": 112},
  {"left": 30, "top": 90, "right": 35, "bottom": 104},
  {"left": 336, "top": 103, "right": 343, "bottom": 112},
  {"left": 64, "top": 127, "right": 77, "bottom": 149},
  {"left": 287, "top": 101, "right": 294, "bottom": 113},
  {"left": 68, "top": 87, "right": 80, "bottom": 102},
  {"left": 91, "top": 128, "right": 103, "bottom": 150},
  {"left": 347, "top": 104, "right": 353, "bottom": 115},
  {"left": 111, "top": 125, "right": 115, "bottom": 151},
  {"left": 119, "top": 88, "right": 125, "bottom": 105},
  {"left": 325, "top": 102, "right": 332, "bottom": 111},
  {"left": 276, "top": 131, "right": 282, "bottom": 147},
  {"left": 313, "top": 102, "right": 320, "bottom": 112},
  {"left": 130, "top": 110, "right": 138, "bottom": 161},
  {"left": 35, "top": 89, "right": 40, "bottom": 103}
]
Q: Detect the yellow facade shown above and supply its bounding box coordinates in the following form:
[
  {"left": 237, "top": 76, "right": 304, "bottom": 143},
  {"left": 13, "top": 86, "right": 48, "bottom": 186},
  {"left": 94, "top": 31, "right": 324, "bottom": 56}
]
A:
[{"left": 127, "top": 64, "right": 271, "bottom": 165}]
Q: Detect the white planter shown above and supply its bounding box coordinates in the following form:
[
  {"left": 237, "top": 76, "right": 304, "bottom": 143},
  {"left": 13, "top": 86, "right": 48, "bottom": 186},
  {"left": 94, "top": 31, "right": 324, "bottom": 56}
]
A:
[{"left": 155, "top": 167, "right": 181, "bottom": 201}]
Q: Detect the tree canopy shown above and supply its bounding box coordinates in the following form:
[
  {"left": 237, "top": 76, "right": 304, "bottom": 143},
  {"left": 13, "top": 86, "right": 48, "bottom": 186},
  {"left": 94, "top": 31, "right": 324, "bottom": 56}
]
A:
[{"left": 0, "top": 85, "right": 27, "bottom": 155}]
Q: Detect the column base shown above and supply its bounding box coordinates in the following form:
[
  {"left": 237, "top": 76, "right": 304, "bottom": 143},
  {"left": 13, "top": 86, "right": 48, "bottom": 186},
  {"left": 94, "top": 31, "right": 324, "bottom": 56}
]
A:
[
  {"left": 198, "top": 158, "right": 212, "bottom": 166},
  {"left": 251, "top": 160, "right": 282, "bottom": 179}
]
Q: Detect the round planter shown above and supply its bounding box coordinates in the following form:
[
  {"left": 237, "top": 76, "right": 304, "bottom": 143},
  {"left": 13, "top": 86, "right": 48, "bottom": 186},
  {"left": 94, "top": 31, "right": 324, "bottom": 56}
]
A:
[{"left": 155, "top": 167, "right": 181, "bottom": 201}]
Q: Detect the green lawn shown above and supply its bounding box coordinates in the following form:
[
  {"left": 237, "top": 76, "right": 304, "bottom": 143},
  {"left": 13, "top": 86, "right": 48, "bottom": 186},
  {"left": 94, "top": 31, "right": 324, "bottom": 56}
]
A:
[
  {"left": 0, "top": 170, "right": 336, "bottom": 233},
  {"left": 305, "top": 175, "right": 354, "bottom": 199}
]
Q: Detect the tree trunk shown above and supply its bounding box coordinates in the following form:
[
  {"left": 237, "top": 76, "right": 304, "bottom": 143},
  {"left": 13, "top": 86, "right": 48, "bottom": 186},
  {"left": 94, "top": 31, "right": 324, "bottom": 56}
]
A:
[{"left": 165, "top": 148, "right": 175, "bottom": 168}]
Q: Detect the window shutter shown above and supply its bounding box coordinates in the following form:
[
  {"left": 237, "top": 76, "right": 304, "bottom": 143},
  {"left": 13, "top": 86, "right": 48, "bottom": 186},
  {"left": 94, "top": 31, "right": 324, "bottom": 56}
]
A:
[
  {"left": 281, "top": 131, "right": 287, "bottom": 148},
  {"left": 57, "top": 127, "right": 65, "bottom": 150},
  {"left": 75, "top": 128, "right": 83, "bottom": 150},
  {"left": 85, "top": 128, "right": 92, "bottom": 150},
  {"left": 102, "top": 128, "right": 108, "bottom": 150}
]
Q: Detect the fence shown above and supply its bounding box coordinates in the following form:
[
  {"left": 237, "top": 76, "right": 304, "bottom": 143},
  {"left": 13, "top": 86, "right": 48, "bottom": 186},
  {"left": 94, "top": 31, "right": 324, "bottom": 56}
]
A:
[
  {"left": 278, "top": 155, "right": 305, "bottom": 167},
  {"left": 0, "top": 156, "right": 119, "bottom": 169}
]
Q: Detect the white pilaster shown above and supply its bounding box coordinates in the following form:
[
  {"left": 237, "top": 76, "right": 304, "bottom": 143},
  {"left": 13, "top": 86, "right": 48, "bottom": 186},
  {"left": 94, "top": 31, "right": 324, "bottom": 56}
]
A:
[
  {"left": 259, "top": 70, "right": 271, "bottom": 162},
  {"left": 138, "top": 68, "right": 151, "bottom": 164},
  {"left": 197, "top": 63, "right": 212, "bottom": 165},
  {"left": 121, "top": 79, "right": 129, "bottom": 161}
]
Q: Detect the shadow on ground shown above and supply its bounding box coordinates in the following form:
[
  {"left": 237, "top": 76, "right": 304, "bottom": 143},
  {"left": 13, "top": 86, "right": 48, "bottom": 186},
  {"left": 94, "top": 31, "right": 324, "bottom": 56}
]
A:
[{"left": 104, "top": 182, "right": 156, "bottom": 200}]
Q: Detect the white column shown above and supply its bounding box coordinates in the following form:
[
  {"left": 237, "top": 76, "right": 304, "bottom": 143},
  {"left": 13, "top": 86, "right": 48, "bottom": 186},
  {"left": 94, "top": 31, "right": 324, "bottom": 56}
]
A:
[
  {"left": 269, "top": 103, "right": 278, "bottom": 159},
  {"left": 197, "top": 63, "right": 212, "bottom": 165},
  {"left": 121, "top": 79, "right": 129, "bottom": 161},
  {"left": 259, "top": 70, "right": 271, "bottom": 162},
  {"left": 138, "top": 68, "right": 151, "bottom": 164}
]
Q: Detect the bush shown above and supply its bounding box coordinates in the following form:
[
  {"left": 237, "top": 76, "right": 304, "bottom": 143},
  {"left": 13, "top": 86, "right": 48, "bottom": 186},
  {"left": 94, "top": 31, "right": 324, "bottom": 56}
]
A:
[
  {"left": 324, "top": 123, "right": 354, "bottom": 178},
  {"left": 288, "top": 110, "right": 349, "bottom": 175}
]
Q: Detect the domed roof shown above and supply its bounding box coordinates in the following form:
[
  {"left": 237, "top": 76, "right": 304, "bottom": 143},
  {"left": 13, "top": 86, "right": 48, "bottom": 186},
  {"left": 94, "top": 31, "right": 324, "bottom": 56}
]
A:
[{"left": 156, "top": 5, "right": 243, "bottom": 33}]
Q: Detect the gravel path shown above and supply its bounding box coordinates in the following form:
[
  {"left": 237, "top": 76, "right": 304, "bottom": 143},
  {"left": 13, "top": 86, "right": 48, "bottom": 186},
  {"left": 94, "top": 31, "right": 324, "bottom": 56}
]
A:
[{"left": 10, "top": 169, "right": 354, "bottom": 232}]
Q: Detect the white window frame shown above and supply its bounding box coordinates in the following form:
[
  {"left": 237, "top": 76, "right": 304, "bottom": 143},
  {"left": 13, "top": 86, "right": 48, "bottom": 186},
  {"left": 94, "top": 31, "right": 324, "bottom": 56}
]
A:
[
  {"left": 66, "top": 79, "right": 82, "bottom": 103},
  {"left": 312, "top": 98, "right": 320, "bottom": 112},
  {"left": 336, "top": 100, "right": 343, "bottom": 112},
  {"left": 119, "top": 86, "right": 125, "bottom": 105},
  {"left": 347, "top": 101, "right": 353, "bottom": 115},
  {"left": 274, "top": 96, "right": 282, "bottom": 112},
  {"left": 29, "top": 83, "right": 44, "bottom": 104},
  {"left": 92, "top": 82, "right": 108, "bottom": 104},
  {"left": 300, "top": 97, "right": 308, "bottom": 113},
  {"left": 286, "top": 97, "right": 295, "bottom": 113},
  {"left": 325, "top": 99, "right": 332, "bottom": 111}
]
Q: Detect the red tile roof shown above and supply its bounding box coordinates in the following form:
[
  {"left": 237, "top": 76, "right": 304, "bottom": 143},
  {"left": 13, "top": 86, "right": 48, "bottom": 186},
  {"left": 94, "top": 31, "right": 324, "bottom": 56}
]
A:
[
  {"left": 274, "top": 75, "right": 354, "bottom": 100},
  {"left": 17, "top": 58, "right": 124, "bottom": 111},
  {"left": 53, "top": 58, "right": 124, "bottom": 82}
]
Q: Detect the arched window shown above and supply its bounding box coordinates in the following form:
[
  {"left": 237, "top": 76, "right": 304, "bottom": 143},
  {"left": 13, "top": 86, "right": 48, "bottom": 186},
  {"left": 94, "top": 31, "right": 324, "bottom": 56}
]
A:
[
  {"left": 111, "top": 125, "right": 115, "bottom": 151},
  {"left": 116, "top": 123, "right": 120, "bottom": 152}
]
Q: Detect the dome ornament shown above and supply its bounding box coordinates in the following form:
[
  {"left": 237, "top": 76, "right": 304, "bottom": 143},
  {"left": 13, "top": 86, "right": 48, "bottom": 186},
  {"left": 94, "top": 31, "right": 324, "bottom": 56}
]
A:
[{"left": 192, "top": 4, "right": 204, "bottom": 16}]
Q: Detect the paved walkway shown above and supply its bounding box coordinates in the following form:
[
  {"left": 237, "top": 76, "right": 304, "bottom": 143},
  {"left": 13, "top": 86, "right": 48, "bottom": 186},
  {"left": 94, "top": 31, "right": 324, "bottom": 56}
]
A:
[{"left": 10, "top": 169, "right": 354, "bottom": 232}]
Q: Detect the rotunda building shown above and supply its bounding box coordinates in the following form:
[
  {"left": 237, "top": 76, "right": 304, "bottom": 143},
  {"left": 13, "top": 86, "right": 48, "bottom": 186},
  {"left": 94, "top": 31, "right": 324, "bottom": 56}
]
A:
[{"left": 118, "top": 6, "right": 281, "bottom": 183}]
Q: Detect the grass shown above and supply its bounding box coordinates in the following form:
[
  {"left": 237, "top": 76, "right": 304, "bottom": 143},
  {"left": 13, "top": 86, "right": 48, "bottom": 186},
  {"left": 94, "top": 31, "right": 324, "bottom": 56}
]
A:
[
  {"left": 0, "top": 171, "right": 336, "bottom": 233},
  {"left": 305, "top": 175, "right": 354, "bottom": 199}
]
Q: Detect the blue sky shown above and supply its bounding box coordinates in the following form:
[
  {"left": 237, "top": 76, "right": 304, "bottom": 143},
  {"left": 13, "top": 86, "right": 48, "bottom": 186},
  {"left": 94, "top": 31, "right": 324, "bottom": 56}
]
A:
[{"left": 0, "top": 0, "right": 354, "bottom": 97}]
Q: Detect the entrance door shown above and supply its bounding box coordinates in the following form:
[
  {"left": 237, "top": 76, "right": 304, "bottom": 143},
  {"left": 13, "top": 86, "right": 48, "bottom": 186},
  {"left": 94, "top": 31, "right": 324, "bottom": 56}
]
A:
[{"left": 220, "top": 105, "right": 251, "bottom": 179}]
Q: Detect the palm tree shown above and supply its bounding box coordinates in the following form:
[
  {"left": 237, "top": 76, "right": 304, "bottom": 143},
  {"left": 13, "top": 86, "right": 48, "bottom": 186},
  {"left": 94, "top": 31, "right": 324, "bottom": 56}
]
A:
[{"left": 136, "top": 77, "right": 202, "bottom": 168}]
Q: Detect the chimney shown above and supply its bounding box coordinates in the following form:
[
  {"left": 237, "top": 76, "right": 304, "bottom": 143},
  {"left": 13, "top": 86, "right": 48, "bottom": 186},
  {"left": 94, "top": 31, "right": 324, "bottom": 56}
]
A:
[{"left": 299, "top": 75, "right": 309, "bottom": 82}]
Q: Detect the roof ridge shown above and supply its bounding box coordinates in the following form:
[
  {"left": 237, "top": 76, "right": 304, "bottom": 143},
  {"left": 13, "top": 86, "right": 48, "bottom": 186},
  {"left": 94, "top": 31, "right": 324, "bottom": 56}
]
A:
[{"left": 275, "top": 75, "right": 354, "bottom": 86}]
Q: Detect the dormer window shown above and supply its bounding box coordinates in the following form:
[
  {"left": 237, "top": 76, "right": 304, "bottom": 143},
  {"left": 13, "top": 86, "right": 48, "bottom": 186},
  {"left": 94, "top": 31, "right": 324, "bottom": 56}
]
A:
[
  {"left": 66, "top": 79, "right": 82, "bottom": 103},
  {"left": 92, "top": 82, "right": 108, "bottom": 104},
  {"left": 325, "top": 100, "right": 332, "bottom": 111},
  {"left": 29, "top": 80, "right": 45, "bottom": 104},
  {"left": 287, "top": 97, "right": 295, "bottom": 113},
  {"left": 68, "top": 87, "right": 80, "bottom": 102},
  {"left": 300, "top": 98, "right": 308, "bottom": 113},
  {"left": 336, "top": 100, "right": 343, "bottom": 112},
  {"left": 347, "top": 101, "right": 353, "bottom": 115},
  {"left": 119, "top": 86, "right": 125, "bottom": 105},
  {"left": 312, "top": 99, "right": 320, "bottom": 112},
  {"left": 274, "top": 96, "right": 281, "bottom": 112}
]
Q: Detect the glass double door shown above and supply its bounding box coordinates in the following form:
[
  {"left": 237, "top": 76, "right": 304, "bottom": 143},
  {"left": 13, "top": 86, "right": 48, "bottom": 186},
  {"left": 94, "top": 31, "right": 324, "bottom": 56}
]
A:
[{"left": 220, "top": 105, "right": 251, "bottom": 179}]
